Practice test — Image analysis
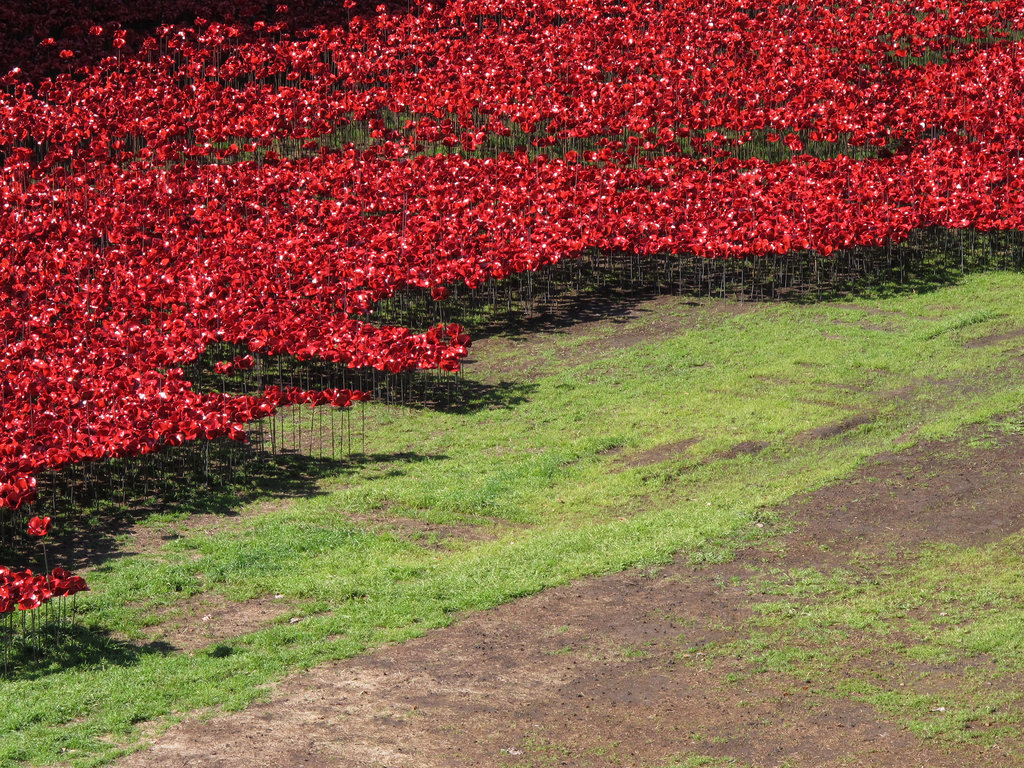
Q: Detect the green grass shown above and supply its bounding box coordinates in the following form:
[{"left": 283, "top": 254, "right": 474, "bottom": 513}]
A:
[
  {"left": 704, "top": 533, "right": 1024, "bottom": 749},
  {"left": 3, "top": 271, "right": 1024, "bottom": 767}
]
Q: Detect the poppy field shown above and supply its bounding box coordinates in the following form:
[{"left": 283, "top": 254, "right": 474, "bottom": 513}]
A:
[
  {"left": 4, "top": 0, "right": 1024, "bottom": 762},
  {"left": 5, "top": 0, "right": 1024, "bottom": 526}
]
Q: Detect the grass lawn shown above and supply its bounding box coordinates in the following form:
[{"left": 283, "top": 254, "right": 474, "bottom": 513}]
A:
[{"left": 3, "top": 271, "right": 1024, "bottom": 767}]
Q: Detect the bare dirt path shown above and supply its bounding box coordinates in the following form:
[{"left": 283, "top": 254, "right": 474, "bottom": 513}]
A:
[{"left": 116, "top": 428, "right": 1024, "bottom": 768}]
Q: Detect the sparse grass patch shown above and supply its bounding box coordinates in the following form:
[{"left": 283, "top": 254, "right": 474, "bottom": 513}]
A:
[
  {"left": 657, "top": 755, "right": 747, "bottom": 768},
  {"left": 618, "top": 644, "right": 653, "bottom": 660},
  {"left": 710, "top": 530, "right": 1024, "bottom": 749}
]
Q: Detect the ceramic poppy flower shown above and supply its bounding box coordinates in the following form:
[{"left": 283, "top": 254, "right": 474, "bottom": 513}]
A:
[{"left": 27, "top": 516, "right": 52, "bottom": 537}]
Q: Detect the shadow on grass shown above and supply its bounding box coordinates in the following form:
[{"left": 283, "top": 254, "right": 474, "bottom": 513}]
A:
[
  {"left": 0, "top": 622, "right": 175, "bottom": 681},
  {"left": 469, "top": 284, "right": 695, "bottom": 343},
  {"left": 373, "top": 235, "right": 1004, "bottom": 348},
  {"left": 8, "top": 447, "right": 444, "bottom": 571},
  {"left": 395, "top": 377, "right": 538, "bottom": 415}
]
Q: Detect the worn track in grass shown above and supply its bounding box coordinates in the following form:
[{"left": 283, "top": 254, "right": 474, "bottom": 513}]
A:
[{"left": 116, "top": 427, "right": 1024, "bottom": 768}]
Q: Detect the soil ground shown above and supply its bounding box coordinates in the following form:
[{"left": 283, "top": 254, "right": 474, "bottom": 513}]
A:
[{"left": 116, "top": 428, "right": 1024, "bottom": 768}]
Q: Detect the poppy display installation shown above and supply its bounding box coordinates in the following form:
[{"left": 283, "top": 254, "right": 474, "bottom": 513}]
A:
[{"left": 2, "top": 0, "right": 1024, "bottom": 549}]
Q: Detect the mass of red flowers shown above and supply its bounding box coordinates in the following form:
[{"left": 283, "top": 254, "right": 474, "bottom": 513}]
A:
[
  {"left": 1, "top": 518, "right": 87, "bottom": 621},
  {"left": 1, "top": 0, "right": 1023, "bottom": 513},
  {"left": 0, "top": 566, "right": 89, "bottom": 614}
]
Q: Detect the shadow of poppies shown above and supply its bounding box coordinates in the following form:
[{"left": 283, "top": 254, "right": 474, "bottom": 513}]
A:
[
  {"left": 1, "top": 0, "right": 430, "bottom": 81},
  {"left": 5, "top": 445, "right": 443, "bottom": 571},
  {"left": 399, "top": 377, "right": 538, "bottom": 415},
  {"left": 468, "top": 285, "right": 682, "bottom": 343},
  {"left": 0, "top": 622, "right": 176, "bottom": 681},
  {"left": 371, "top": 235, "right": 1012, "bottom": 349}
]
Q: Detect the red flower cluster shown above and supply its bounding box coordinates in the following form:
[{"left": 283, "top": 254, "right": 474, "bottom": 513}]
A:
[
  {"left": 3, "top": 1, "right": 1024, "bottom": 162},
  {"left": 0, "top": 566, "right": 88, "bottom": 613},
  {"left": 2, "top": 0, "right": 1023, "bottom": 510},
  {"left": 0, "top": 0, "right": 384, "bottom": 81}
]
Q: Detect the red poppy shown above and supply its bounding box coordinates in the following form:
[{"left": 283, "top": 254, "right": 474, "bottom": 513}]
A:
[{"left": 27, "top": 516, "right": 52, "bottom": 537}]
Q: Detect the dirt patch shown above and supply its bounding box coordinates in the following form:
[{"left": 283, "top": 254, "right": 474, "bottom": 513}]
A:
[
  {"left": 794, "top": 413, "right": 873, "bottom": 443},
  {"left": 592, "top": 322, "right": 681, "bottom": 352},
  {"left": 709, "top": 440, "right": 770, "bottom": 461},
  {"left": 346, "top": 511, "right": 510, "bottom": 549},
  {"left": 615, "top": 438, "right": 700, "bottom": 469},
  {"left": 122, "top": 511, "right": 253, "bottom": 558},
  {"left": 132, "top": 593, "right": 292, "bottom": 652},
  {"left": 776, "top": 433, "right": 1024, "bottom": 565},
  {"left": 828, "top": 316, "right": 900, "bottom": 333},
  {"left": 964, "top": 327, "right": 1024, "bottom": 348},
  {"left": 117, "top": 429, "right": 1024, "bottom": 768},
  {"left": 831, "top": 304, "right": 909, "bottom": 318}
]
